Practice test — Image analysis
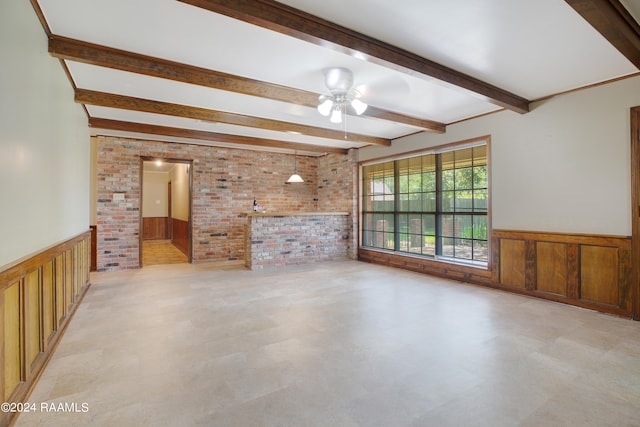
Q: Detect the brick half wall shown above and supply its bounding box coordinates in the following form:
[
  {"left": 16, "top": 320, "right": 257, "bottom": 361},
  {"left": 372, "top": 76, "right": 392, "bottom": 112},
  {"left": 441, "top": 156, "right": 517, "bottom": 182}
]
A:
[{"left": 247, "top": 214, "right": 350, "bottom": 269}]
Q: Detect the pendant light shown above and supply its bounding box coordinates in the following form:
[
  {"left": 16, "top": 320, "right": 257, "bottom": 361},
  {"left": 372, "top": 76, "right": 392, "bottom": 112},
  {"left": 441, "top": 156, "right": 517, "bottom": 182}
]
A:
[{"left": 286, "top": 151, "right": 304, "bottom": 183}]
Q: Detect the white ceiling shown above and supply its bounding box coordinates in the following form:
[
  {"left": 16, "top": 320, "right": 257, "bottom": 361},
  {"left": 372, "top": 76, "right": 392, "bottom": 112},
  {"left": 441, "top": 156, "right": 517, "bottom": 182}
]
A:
[{"left": 35, "top": 0, "right": 640, "bottom": 156}]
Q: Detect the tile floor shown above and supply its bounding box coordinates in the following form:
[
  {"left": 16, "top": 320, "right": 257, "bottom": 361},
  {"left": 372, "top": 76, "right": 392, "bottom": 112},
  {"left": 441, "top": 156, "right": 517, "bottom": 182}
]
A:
[
  {"left": 14, "top": 261, "right": 640, "bottom": 426},
  {"left": 142, "top": 240, "right": 188, "bottom": 266}
]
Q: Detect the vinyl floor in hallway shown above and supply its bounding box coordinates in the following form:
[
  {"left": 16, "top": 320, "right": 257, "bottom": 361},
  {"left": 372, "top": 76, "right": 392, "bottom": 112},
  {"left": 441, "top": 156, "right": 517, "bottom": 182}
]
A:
[{"left": 14, "top": 261, "right": 640, "bottom": 426}]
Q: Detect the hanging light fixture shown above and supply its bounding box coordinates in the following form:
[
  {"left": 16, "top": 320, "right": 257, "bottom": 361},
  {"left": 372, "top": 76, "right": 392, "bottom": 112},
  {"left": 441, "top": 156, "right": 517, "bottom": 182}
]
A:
[
  {"left": 317, "top": 67, "right": 367, "bottom": 124},
  {"left": 286, "top": 151, "right": 304, "bottom": 183}
]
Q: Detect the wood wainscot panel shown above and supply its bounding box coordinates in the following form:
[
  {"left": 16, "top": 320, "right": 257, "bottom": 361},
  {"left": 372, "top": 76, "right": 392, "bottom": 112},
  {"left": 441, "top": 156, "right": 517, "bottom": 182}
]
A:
[
  {"left": 618, "top": 246, "right": 633, "bottom": 312},
  {"left": 142, "top": 217, "right": 169, "bottom": 240},
  {"left": 76, "top": 242, "right": 84, "bottom": 298},
  {"left": 65, "top": 249, "right": 73, "bottom": 314},
  {"left": 81, "top": 238, "right": 90, "bottom": 292},
  {"left": 55, "top": 254, "right": 65, "bottom": 326},
  {"left": 90, "top": 225, "right": 97, "bottom": 271},
  {"left": 499, "top": 239, "right": 526, "bottom": 288},
  {"left": 42, "top": 261, "right": 55, "bottom": 346},
  {"left": 3, "top": 281, "right": 21, "bottom": 402},
  {"left": 25, "top": 270, "right": 41, "bottom": 373},
  {"left": 493, "top": 230, "right": 632, "bottom": 317},
  {"left": 580, "top": 246, "right": 619, "bottom": 306},
  {"left": 567, "top": 244, "right": 580, "bottom": 300},
  {"left": 172, "top": 218, "right": 189, "bottom": 257},
  {"left": 536, "top": 241, "right": 568, "bottom": 296},
  {"left": 0, "top": 231, "right": 91, "bottom": 427}
]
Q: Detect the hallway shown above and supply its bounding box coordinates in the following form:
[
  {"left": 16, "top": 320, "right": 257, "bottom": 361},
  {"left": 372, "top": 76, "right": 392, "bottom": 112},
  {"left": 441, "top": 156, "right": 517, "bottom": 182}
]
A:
[
  {"left": 15, "top": 261, "right": 640, "bottom": 426},
  {"left": 142, "top": 240, "right": 188, "bottom": 266}
]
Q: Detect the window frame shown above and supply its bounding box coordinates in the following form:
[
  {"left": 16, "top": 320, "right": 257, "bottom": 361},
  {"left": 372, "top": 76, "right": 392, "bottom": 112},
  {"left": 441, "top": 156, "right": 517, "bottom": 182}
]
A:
[{"left": 359, "top": 136, "right": 491, "bottom": 269}]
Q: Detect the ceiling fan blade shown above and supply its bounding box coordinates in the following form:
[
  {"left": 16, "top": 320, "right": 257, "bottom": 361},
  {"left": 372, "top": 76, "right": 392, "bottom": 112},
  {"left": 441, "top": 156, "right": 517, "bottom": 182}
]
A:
[{"left": 358, "top": 74, "right": 411, "bottom": 108}]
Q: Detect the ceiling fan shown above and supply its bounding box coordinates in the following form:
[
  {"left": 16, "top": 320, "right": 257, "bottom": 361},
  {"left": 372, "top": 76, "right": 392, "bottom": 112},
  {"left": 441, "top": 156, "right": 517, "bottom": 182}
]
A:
[{"left": 317, "top": 67, "right": 368, "bottom": 124}]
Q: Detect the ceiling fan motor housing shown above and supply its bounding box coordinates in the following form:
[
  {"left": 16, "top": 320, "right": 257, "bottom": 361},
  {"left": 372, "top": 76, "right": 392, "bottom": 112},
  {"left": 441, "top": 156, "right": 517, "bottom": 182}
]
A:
[{"left": 325, "top": 67, "right": 354, "bottom": 94}]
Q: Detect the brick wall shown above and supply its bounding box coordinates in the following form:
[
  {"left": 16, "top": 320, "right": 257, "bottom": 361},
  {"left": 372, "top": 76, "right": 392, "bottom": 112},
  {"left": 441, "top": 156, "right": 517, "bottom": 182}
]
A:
[
  {"left": 247, "top": 214, "right": 350, "bottom": 269},
  {"left": 96, "top": 136, "right": 357, "bottom": 271},
  {"left": 97, "top": 141, "right": 142, "bottom": 270},
  {"left": 318, "top": 149, "right": 358, "bottom": 259}
]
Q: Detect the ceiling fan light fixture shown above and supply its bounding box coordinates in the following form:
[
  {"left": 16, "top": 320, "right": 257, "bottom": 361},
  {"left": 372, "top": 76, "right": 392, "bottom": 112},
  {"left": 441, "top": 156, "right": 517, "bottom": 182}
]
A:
[
  {"left": 317, "top": 67, "right": 367, "bottom": 126},
  {"left": 330, "top": 107, "right": 343, "bottom": 123},
  {"left": 351, "top": 96, "right": 368, "bottom": 115},
  {"left": 317, "top": 96, "right": 333, "bottom": 116}
]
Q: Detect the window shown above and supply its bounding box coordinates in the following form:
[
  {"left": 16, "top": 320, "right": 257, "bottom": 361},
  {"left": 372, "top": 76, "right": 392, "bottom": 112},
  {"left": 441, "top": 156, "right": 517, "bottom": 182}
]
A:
[{"left": 361, "top": 141, "right": 488, "bottom": 266}]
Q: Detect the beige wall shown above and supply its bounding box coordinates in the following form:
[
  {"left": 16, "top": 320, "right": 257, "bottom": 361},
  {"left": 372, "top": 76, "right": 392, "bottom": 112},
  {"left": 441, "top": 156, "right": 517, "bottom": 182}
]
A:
[
  {"left": 171, "top": 163, "right": 190, "bottom": 221},
  {"left": 143, "top": 171, "right": 169, "bottom": 217},
  {"left": 359, "top": 76, "right": 640, "bottom": 236},
  {"left": 0, "top": 1, "right": 90, "bottom": 268}
]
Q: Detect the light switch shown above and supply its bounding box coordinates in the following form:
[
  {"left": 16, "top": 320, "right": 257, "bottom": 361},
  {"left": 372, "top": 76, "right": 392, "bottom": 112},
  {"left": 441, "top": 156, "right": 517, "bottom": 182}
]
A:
[
  {"left": 155, "top": 200, "right": 161, "bottom": 205},
  {"left": 113, "top": 193, "right": 125, "bottom": 201}
]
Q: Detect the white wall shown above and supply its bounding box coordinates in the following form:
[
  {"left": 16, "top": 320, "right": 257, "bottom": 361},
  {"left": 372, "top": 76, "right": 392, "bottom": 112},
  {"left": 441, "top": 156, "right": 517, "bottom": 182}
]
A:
[
  {"left": 359, "top": 76, "right": 640, "bottom": 236},
  {"left": 0, "top": 1, "right": 90, "bottom": 267},
  {"left": 171, "top": 163, "right": 190, "bottom": 221}
]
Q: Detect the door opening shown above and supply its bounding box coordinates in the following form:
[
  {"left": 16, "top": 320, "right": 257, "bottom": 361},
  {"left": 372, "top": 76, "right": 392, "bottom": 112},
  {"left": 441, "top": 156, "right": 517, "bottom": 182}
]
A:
[
  {"left": 631, "top": 106, "right": 640, "bottom": 320},
  {"left": 140, "top": 157, "right": 193, "bottom": 267}
]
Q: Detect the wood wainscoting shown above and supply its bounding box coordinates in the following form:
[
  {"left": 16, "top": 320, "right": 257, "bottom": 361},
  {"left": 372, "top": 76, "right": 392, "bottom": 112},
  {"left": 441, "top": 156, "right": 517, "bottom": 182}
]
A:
[
  {"left": 359, "top": 229, "right": 633, "bottom": 318},
  {"left": 0, "top": 231, "right": 91, "bottom": 427},
  {"left": 90, "top": 225, "right": 97, "bottom": 271},
  {"left": 142, "top": 217, "right": 169, "bottom": 240},
  {"left": 172, "top": 218, "right": 189, "bottom": 258},
  {"left": 492, "top": 230, "right": 632, "bottom": 317}
]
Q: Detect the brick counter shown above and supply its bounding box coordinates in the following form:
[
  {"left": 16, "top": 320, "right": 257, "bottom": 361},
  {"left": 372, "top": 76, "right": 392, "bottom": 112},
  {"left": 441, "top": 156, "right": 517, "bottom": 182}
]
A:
[{"left": 246, "top": 212, "right": 350, "bottom": 270}]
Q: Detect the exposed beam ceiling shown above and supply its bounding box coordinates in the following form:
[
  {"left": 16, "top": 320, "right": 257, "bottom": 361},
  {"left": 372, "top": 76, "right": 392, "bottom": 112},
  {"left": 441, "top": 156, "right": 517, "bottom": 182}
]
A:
[
  {"left": 35, "top": 0, "right": 639, "bottom": 156},
  {"left": 89, "top": 118, "right": 348, "bottom": 154},
  {"left": 49, "top": 36, "right": 444, "bottom": 133},
  {"left": 75, "top": 89, "right": 390, "bottom": 146},
  {"left": 178, "top": 0, "right": 531, "bottom": 114},
  {"left": 565, "top": 0, "right": 640, "bottom": 69}
]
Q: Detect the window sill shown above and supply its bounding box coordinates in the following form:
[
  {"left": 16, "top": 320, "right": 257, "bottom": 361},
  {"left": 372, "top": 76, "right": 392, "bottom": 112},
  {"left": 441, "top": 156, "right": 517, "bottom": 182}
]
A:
[{"left": 359, "top": 246, "right": 489, "bottom": 271}]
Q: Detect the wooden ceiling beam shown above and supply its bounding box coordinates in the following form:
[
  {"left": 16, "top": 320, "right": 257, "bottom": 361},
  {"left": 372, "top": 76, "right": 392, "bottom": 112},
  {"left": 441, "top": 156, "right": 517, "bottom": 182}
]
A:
[
  {"left": 89, "top": 118, "right": 349, "bottom": 155},
  {"left": 565, "top": 0, "right": 640, "bottom": 69},
  {"left": 178, "top": 0, "right": 531, "bottom": 114},
  {"left": 49, "top": 35, "right": 444, "bottom": 132},
  {"left": 76, "top": 89, "right": 390, "bottom": 146}
]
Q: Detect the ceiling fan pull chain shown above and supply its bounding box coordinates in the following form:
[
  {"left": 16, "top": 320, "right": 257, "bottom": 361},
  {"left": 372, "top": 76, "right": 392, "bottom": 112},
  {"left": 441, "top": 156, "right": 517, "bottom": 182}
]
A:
[{"left": 343, "top": 108, "right": 348, "bottom": 139}]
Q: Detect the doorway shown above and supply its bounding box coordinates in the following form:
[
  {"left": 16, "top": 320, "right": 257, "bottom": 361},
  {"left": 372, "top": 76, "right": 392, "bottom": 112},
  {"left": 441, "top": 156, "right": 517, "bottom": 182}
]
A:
[
  {"left": 631, "top": 106, "right": 640, "bottom": 320},
  {"left": 140, "top": 157, "right": 193, "bottom": 266}
]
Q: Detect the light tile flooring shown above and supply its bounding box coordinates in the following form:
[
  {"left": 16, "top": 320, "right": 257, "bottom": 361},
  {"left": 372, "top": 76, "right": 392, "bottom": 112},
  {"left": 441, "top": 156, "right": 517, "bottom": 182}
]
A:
[
  {"left": 15, "top": 261, "right": 640, "bottom": 426},
  {"left": 142, "top": 240, "right": 188, "bottom": 266}
]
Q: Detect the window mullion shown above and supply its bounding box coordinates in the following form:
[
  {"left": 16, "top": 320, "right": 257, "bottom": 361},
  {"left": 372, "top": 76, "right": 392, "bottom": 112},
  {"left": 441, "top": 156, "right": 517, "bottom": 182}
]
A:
[
  {"left": 435, "top": 154, "right": 443, "bottom": 256},
  {"left": 394, "top": 160, "right": 400, "bottom": 251}
]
